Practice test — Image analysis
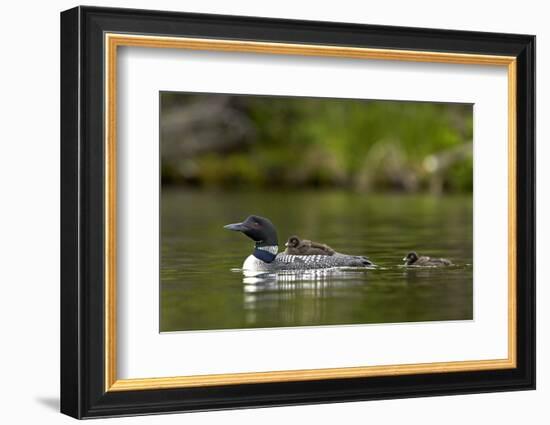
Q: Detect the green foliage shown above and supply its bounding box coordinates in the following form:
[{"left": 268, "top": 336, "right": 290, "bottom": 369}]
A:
[{"left": 161, "top": 93, "right": 473, "bottom": 193}]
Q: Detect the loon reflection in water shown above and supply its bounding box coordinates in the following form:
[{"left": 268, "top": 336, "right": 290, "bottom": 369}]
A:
[
  {"left": 240, "top": 268, "right": 370, "bottom": 286},
  {"left": 240, "top": 268, "right": 373, "bottom": 325}
]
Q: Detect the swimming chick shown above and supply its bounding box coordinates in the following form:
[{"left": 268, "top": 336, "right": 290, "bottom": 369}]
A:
[
  {"left": 284, "top": 235, "right": 335, "bottom": 256},
  {"left": 403, "top": 251, "right": 452, "bottom": 266},
  {"left": 224, "top": 215, "right": 373, "bottom": 271}
]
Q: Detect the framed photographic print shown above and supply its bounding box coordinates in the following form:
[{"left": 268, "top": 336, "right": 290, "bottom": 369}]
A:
[{"left": 60, "top": 6, "right": 535, "bottom": 419}]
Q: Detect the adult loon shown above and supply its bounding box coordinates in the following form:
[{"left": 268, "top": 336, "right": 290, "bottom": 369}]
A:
[
  {"left": 284, "top": 235, "right": 335, "bottom": 256},
  {"left": 403, "top": 251, "right": 452, "bottom": 266},
  {"left": 224, "top": 215, "right": 374, "bottom": 271}
]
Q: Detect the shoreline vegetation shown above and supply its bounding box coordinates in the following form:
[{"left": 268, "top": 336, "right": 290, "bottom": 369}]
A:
[{"left": 161, "top": 93, "right": 473, "bottom": 194}]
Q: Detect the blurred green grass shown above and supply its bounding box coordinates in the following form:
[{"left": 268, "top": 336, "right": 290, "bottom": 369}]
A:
[{"left": 161, "top": 93, "right": 473, "bottom": 193}]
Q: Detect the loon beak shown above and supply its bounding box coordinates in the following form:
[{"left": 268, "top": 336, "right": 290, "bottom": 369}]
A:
[
  {"left": 224, "top": 222, "right": 249, "bottom": 232},
  {"left": 284, "top": 242, "right": 289, "bottom": 247},
  {"left": 402, "top": 257, "right": 407, "bottom": 261}
]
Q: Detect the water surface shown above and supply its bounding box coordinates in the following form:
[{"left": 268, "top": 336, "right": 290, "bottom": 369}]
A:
[{"left": 161, "top": 189, "right": 473, "bottom": 332}]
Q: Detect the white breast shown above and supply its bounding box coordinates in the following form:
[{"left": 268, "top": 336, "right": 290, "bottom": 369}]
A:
[{"left": 243, "top": 254, "right": 263, "bottom": 271}]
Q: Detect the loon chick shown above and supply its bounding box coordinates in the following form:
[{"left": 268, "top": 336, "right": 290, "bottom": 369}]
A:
[
  {"left": 403, "top": 251, "right": 452, "bottom": 267},
  {"left": 284, "top": 235, "right": 335, "bottom": 256},
  {"left": 224, "top": 215, "right": 373, "bottom": 271}
]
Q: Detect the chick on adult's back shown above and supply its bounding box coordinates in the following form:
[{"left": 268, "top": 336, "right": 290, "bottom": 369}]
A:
[{"left": 284, "top": 235, "right": 335, "bottom": 256}]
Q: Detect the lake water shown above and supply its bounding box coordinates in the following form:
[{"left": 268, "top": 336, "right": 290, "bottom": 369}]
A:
[{"left": 160, "top": 188, "right": 473, "bottom": 332}]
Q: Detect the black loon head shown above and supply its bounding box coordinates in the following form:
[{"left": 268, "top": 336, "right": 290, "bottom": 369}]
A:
[
  {"left": 403, "top": 251, "right": 419, "bottom": 265},
  {"left": 224, "top": 215, "right": 278, "bottom": 247}
]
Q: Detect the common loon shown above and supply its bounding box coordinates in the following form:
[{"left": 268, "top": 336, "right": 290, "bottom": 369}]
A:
[
  {"left": 284, "top": 235, "right": 335, "bottom": 256},
  {"left": 224, "top": 215, "right": 374, "bottom": 271},
  {"left": 403, "top": 251, "right": 452, "bottom": 266}
]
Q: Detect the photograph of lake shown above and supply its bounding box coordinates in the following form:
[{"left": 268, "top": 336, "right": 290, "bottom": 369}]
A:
[{"left": 159, "top": 92, "right": 473, "bottom": 332}]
